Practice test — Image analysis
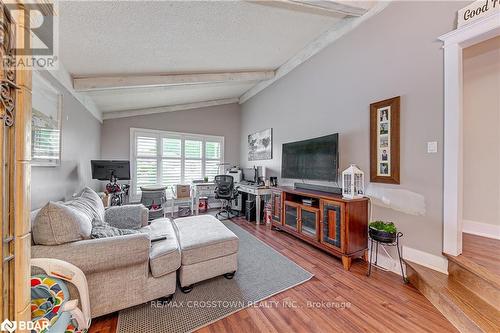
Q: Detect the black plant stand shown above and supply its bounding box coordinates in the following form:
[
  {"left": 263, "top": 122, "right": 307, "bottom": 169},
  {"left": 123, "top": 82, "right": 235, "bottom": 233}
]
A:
[{"left": 367, "top": 232, "right": 407, "bottom": 283}]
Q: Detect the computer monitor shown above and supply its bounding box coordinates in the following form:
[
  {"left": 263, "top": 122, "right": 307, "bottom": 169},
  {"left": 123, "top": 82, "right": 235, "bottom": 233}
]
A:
[
  {"left": 242, "top": 168, "right": 257, "bottom": 183},
  {"left": 91, "top": 160, "right": 131, "bottom": 181}
]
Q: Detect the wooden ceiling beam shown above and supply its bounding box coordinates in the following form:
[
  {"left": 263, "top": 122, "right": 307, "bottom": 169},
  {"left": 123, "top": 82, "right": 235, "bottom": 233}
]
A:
[
  {"left": 73, "top": 71, "right": 275, "bottom": 92},
  {"left": 248, "top": 0, "right": 373, "bottom": 18},
  {"left": 102, "top": 98, "right": 239, "bottom": 120}
]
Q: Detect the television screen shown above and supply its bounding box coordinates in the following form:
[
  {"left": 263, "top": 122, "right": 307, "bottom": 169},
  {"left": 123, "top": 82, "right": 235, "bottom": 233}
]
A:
[
  {"left": 281, "top": 134, "right": 339, "bottom": 182},
  {"left": 91, "top": 160, "right": 131, "bottom": 181}
]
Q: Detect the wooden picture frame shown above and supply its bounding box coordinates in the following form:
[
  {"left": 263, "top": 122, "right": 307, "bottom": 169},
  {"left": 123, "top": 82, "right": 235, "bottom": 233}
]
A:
[{"left": 370, "top": 96, "right": 400, "bottom": 184}]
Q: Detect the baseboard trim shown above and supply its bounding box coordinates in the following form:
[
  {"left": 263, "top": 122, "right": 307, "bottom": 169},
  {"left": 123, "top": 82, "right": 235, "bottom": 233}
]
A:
[
  {"left": 403, "top": 246, "right": 448, "bottom": 274},
  {"left": 368, "top": 245, "right": 448, "bottom": 276},
  {"left": 462, "top": 219, "right": 500, "bottom": 240}
]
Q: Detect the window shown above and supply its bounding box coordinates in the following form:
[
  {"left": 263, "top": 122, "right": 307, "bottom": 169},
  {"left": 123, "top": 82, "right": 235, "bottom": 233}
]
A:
[
  {"left": 131, "top": 128, "right": 224, "bottom": 199},
  {"left": 32, "top": 71, "right": 62, "bottom": 166}
]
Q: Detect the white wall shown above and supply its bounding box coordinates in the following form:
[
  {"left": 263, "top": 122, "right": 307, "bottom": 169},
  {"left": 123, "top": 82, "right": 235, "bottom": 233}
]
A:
[
  {"left": 240, "top": 1, "right": 467, "bottom": 256},
  {"left": 463, "top": 36, "right": 500, "bottom": 236}
]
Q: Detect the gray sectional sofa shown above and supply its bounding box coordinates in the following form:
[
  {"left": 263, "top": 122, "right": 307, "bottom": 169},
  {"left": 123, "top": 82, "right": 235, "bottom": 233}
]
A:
[{"left": 30, "top": 187, "right": 238, "bottom": 318}]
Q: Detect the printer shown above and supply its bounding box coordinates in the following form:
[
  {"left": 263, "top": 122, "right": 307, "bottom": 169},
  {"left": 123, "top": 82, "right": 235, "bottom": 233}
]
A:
[{"left": 226, "top": 167, "right": 242, "bottom": 183}]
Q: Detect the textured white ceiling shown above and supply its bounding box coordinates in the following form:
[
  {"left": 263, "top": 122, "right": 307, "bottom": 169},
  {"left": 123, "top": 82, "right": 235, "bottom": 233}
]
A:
[
  {"left": 89, "top": 81, "right": 256, "bottom": 112},
  {"left": 59, "top": 1, "right": 342, "bottom": 75},
  {"left": 58, "top": 1, "right": 347, "bottom": 115}
]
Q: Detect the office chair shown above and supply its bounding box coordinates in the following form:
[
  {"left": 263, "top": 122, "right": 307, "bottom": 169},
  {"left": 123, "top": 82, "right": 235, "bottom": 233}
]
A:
[{"left": 214, "top": 175, "right": 238, "bottom": 220}]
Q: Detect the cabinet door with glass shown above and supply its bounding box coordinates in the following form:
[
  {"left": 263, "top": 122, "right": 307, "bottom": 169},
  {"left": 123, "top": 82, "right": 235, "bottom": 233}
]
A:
[
  {"left": 271, "top": 190, "right": 282, "bottom": 225},
  {"left": 299, "top": 206, "right": 320, "bottom": 240},
  {"left": 320, "top": 200, "right": 345, "bottom": 252},
  {"left": 283, "top": 201, "right": 299, "bottom": 231}
]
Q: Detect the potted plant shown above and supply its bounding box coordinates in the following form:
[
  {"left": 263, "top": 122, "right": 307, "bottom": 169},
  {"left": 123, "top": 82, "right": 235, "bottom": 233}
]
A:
[{"left": 369, "top": 221, "right": 397, "bottom": 243}]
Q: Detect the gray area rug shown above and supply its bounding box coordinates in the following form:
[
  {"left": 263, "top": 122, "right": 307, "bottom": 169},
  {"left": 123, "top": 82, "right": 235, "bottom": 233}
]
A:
[{"left": 117, "top": 220, "right": 313, "bottom": 333}]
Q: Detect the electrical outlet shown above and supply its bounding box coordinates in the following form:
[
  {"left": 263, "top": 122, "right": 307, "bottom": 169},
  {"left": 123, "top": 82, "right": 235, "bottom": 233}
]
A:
[{"left": 427, "top": 141, "right": 438, "bottom": 153}]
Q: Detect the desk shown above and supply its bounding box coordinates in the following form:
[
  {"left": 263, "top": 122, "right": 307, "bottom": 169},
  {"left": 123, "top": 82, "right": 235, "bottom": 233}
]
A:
[
  {"left": 192, "top": 182, "right": 217, "bottom": 215},
  {"left": 168, "top": 194, "right": 193, "bottom": 218},
  {"left": 236, "top": 184, "right": 272, "bottom": 225},
  {"left": 191, "top": 182, "right": 272, "bottom": 224}
]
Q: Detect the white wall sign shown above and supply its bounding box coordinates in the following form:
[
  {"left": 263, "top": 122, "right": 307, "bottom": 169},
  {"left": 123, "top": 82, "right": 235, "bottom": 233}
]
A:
[{"left": 458, "top": 0, "right": 500, "bottom": 27}]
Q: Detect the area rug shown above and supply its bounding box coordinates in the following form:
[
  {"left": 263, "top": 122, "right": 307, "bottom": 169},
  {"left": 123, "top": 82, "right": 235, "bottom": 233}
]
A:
[{"left": 117, "top": 220, "right": 313, "bottom": 333}]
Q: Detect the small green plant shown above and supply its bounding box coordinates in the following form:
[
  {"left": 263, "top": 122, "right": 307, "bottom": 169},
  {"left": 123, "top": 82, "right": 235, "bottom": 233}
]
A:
[{"left": 369, "top": 221, "right": 397, "bottom": 234}]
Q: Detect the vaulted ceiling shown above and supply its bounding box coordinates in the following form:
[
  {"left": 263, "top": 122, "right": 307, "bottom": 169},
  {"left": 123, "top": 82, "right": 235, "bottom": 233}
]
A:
[{"left": 56, "top": 0, "right": 384, "bottom": 120}]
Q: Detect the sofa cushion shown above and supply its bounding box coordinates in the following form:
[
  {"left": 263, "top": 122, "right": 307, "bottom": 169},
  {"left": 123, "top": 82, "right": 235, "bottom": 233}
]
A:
[
  {"left": 173, "top": 215, "right": 238, "bottom": 266},
  {"left": 67, "top": 187, "right": 105, "bottom": 223},
  {"left": 32, "top": 202, "right": 92, "bottom": 245},
  {"left": 141, "top": 218, "right": 181, "bottom": 278}
]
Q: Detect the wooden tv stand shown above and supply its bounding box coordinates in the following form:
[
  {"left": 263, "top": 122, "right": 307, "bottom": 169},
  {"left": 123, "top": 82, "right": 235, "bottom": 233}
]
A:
[{"left": 270, "top": 186, "right": 369, "bottom": 270}]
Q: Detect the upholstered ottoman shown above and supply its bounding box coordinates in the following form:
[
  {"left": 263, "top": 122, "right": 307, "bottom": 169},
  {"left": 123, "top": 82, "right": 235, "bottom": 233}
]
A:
[{"left": 173, "top": 215, "right": 239, "bottom": 293}]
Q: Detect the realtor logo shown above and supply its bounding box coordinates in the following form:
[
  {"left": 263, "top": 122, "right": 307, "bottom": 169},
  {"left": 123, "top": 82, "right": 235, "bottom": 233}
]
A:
[
  {"left": 4, "top": 0, "right": 59, "bottom": 69},
  {"left": 0, "top": 319, "right": 16, "bottom": 333}
]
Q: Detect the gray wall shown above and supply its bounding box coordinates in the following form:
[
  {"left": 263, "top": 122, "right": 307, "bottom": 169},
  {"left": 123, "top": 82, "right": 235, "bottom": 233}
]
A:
[
  {"left": 31, "top": 71, "right": 102, "bottom": 209},
  {"left": 240, "top": 1, "right": 467, "bottom": 256},
  {"left": 101, "top": 103, "right": 241, "bottom": 166}
]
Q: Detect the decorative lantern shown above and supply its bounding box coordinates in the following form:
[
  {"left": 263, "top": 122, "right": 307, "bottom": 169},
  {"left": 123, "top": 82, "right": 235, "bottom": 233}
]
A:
[{"left": 342, "top": 164, "right": 365, "bottom": 199}]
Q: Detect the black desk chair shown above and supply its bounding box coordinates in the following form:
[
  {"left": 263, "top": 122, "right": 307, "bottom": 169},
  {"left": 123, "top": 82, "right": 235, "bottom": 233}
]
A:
[{"left": 214, "top": 175, "right": 238, "bottom": 220}]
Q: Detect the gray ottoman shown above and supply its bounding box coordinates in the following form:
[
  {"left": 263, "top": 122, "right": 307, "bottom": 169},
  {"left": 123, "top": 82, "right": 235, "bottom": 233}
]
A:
[{"left": 173, "top": 215, "right": 239, "bottom": 292}]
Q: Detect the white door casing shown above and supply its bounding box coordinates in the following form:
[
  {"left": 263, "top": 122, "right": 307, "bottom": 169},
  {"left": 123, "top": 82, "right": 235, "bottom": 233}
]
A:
[{"left": 439, "top": 13, "right": 500, "bottom": 256}]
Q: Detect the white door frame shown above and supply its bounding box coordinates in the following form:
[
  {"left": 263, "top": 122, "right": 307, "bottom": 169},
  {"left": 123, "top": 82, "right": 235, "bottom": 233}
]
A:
[{"left": 439, "top": 13, "right": 500, "bottom": 256}]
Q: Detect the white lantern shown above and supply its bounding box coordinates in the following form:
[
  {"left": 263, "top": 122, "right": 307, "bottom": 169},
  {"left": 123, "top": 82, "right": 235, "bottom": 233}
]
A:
[{"left": 342, "top": 164, "right": 365, "bottom": 199}]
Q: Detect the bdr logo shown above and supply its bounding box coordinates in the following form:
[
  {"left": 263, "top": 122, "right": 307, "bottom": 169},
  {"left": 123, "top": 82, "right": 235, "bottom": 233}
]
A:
[
  {"left": 1, "top": 319, "right": 49, "bottom": 332},
  {"left": 0, "top": 320, "right": 15, "bottom": 333}
]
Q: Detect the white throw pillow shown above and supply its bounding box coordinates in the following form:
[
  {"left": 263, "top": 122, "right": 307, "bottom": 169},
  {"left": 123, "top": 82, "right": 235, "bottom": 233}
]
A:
[{"left": 67, "top": 187, "right": 105, "bottom": 223}]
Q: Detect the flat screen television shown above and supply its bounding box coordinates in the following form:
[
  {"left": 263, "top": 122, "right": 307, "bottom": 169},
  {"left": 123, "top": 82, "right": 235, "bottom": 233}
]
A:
[
  {"left": 281, "top": 134, "right": 339, "bottom": 182},
  {"left": 91, "top": 160, "right": 131, "bottom": 181}
]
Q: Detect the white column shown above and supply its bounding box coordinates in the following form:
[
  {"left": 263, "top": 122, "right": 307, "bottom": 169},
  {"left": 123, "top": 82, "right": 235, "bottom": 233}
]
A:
[{"left": 443, "top": 42, "right": 464, "bottom": 256}]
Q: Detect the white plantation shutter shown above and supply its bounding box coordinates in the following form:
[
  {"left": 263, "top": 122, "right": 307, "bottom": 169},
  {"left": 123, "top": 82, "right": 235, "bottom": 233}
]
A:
[
  {"left": 184, "top": 140, "right": 202, "bottom": 183},
  {"left": 161, "top": 137, "right": 182, "bottom": 187},
  {"left": 205, "top": 141, "right": 221, "bottom": 181},
  {"left": 32, "top": 128, "right": 60, "bottom": 161},
  {"left": 136, "top": 158, "right": 157, "bottom": 189},
  {"left": 131, "top": 129, "right": 224, "bottom": 201},
  {"left": 134, "top": 134, "right": 159, "bottom": 195}
]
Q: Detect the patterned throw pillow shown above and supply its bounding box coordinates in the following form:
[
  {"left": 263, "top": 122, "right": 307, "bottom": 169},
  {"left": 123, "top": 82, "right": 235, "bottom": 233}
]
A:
[{"left": 90, "top": 219, "right": 139, "bottom": 239}]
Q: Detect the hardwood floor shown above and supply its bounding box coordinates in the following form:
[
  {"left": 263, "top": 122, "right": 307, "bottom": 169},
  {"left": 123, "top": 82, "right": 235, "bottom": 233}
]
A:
[
  {"left": 89, "top": 216, "right": 457, "bottom": 333},
  {"left": 461, "top": 233, "right": 500, "bottom": 276}
]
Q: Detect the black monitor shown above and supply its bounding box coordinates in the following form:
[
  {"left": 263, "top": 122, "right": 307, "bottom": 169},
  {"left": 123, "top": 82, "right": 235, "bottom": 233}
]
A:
[
  {"left": 242, "top": 168, "right": 257, "bottom": 183},
  {"left": 91, "top": 160, "right": 130, "bottom": 181}
]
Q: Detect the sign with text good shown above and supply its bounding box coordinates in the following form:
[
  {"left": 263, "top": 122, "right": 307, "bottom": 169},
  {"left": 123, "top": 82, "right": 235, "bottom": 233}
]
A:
[{"left": 458, "top": 0, "right": 500, "bottom": 27}]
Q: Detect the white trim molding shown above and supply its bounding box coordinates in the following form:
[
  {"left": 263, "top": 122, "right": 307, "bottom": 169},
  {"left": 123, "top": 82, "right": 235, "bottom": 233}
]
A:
[
  {"left": 402, "top": 247, "right": 448, "bottom": 275},
  {"left": 368, "top": 245, "right": 448, "bottom": 276},
  {"left": 463, "top": 220, "right": 500, "bottom": 240},
  {"left": 439, "top": 13, "right": 500, "bottom": 256}
]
